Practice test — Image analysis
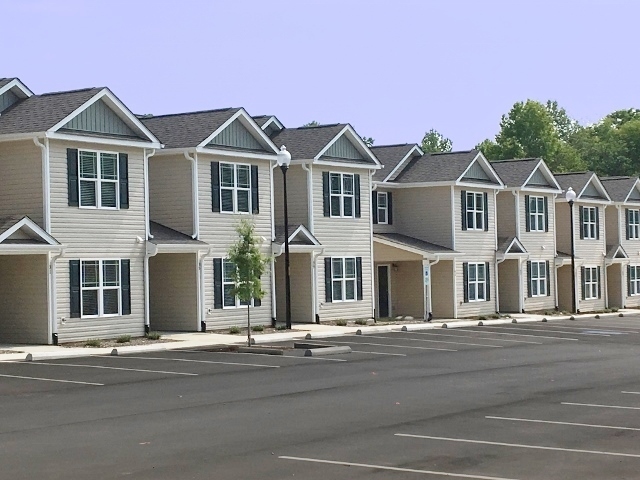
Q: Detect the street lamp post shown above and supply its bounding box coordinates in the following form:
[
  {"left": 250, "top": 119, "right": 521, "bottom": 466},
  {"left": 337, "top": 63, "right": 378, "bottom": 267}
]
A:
[
  {"left": 276, "top": 145, "right": 292, "bottom": 329},
  {"left": 566, "top": 187, "right": 577, "bottom": 314}
]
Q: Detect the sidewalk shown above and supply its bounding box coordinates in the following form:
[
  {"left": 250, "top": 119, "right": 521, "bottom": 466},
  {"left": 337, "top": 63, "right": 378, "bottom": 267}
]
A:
[{"left": 0, "top": 310, "right": 632, "bottom": 362}]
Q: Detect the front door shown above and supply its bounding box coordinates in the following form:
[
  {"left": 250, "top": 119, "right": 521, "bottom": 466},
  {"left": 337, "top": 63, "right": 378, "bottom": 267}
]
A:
[{"left": 377, "top": 265, "right": 390, "bottom": 318}]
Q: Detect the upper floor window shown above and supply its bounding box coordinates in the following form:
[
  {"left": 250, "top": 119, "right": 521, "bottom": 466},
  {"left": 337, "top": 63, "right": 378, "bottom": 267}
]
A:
[
  {"left": 628, "top": 209, "right": 640, "bottom": 239},
  {"left": 81, "top": 259, "right": 121, "bottom": 317},
  {"left": 528, "top": 196, "right": 545, "bottom": 232},
  {"left": 581, "top": 206, "right": 598, "bottom": 239},
  {"left": 377, "top": 192, "right": 388, "bottom": 224},
  {"left": 220, "top": 163, "right": 251, "bottom": 214},
  {"left": 465, "top": 191, "right": 485, "bottom": 230},
  {"left": 79, "top": 150, "right": 119, "bottom": 209},
  {"left": 330, "top": 173, "right": 355, "bottom": 218}
]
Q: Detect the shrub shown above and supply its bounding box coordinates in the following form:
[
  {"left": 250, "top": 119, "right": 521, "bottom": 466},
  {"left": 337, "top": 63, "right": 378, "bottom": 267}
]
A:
[
  {"left": 229, "top": 326, "right": 241, "bottom": 334},
  {"left": 335, "top": 320, "right": 348, "bottom": 326},
  {"left": 488, "top": 314, "right": 500, "bottom": 320},
  {"left": 477, "top": 315, "right": 487, "bottom": 321},
  {"left": 116, "top": 335, "right": 131, "bottom": 343},
  {"left": 85, "top": 339, "right": 101, "bottom": 348},
  {"left": 276, "top": 325, "right": 287, "bottom": 331},
  {"left": 145, "top": 331, "right": 162, "bottom": 340},
  {"left": 355, "top": 319, "right": 368, "bottom": 326},
  {"left": 251, "top": 325, "right": 264, "bottom": 332}
]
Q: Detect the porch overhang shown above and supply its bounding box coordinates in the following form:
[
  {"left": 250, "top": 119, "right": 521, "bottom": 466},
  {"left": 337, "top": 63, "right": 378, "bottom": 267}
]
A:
[
  {"left": 0, "top": 215, "right": 62, "bottom": 255},
  {"left": 272, "top": 224, "right": 323, "bottom": 257},
  {"left": 147, "top": 221, "right": 209, "bottom": 254},
  {"left": 555, "top": 251, "right": 582, "bottom": 267},
  {"left": 373, "top": 233, "right": 460, "bottom": 262},
  {"left": 605, "top": 244, "right": 629, "bottom": 266},
  {"left": 496, "top": 236, "right": 529, "bottom": 262}
]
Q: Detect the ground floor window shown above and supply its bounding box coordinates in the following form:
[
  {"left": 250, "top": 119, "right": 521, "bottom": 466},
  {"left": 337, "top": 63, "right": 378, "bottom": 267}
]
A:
[
  {"left": 583, "top": 266, "right": 599, "bottom": 300},
  {"left": 324, "top": 256, "right": 363, "bottom": 303},
  {"left": 528, "top": 261, "right": 547, "bottom": 297},
  {"left": 222, "top": 259, "right": 253, "bottom": 308},
  {"left": 80, "top": 260, "right": 120, "bottom": 317},
  {"left": 629, "top": 265, "right": 640, "bottom": 296},
  {"left": 465, "top": 262, "right": 488, "bottom": 302}
]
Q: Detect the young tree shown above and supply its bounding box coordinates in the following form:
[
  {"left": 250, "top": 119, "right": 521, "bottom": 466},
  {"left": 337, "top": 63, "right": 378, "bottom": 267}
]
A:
[
  {"left": 421, "top": 128, "right": 452, "bottom": 153},
  {"left": 302, "top": 120, "right": 320, "bottom": 127},
  {"left": 361, "top": 136, "right": 375, "bottom": 147},
  {"left": 227, "top": 220, "right": 269, "bottom": 346}
]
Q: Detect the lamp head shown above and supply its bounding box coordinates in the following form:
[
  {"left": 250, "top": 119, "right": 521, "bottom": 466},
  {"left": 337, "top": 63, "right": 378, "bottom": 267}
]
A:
[
  {"left": 565, "top": 187, "right": 577, "bottom": 203},
  {"left": 276, "top": 145, "right": 291, "bottom": 168}
]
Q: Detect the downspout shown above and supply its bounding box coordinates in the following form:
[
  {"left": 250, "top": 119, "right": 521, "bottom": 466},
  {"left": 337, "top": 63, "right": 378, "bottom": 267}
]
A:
[
  {"left": 301, "top": 162, "right": 314, "bottom": 233},
  {"left": 48, "top": 248, "right": 65, "bottom": 345},
  {"left": 496, "top": 256, "right": 506, "bottom": 314},
  {"left": 33, "top": 137, "right": 51, "bottom": 233},
  {"left": 311, "top": 248, "right": 324, "bottom": 323},
  {"left": 426, "top": 256, "right": 440, "bottom": 321},
  {"left": 603, "top": 203, "right": 608, "bottom": 309},
  {"left": 144, "top": 243, "right": 159, "bottom": 333},
  {"left": 144, "top": 149, "right": 156, "bottom": 239},
  {"left": 494, "top": 190, "right": 499, "bottom": 313},
  {"left": 450, "top": 186, "right": 457, "bottom": 318},
  {"left": 552, "top": 194, "right": 559, "bottom": 309},
  {"left": 512, "top": 190, "right": 520, "bottom": 237},
  {"left": 512, "top": 190, "right": 522, "bottom": 312},
  {"left": 198, "top": 247, "right": 213, "bottom": 331},
  {"left": 368, "top": 170, "right": 376, "bottom": 320},
  {"left": 184, "top": 150, "right": 199, "bottom": 239}
]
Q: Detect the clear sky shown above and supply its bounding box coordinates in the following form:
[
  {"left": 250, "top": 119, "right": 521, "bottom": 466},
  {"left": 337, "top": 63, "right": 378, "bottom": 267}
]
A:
[{"left": 3, "top": 0, "right": 639, "bottom": 149}]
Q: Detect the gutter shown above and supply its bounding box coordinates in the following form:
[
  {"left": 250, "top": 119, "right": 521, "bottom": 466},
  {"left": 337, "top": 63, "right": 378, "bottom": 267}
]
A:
[
  {"left": 48, "top": 248, "right": 65, "bottom": 345},
  {"left": 198, "top": 247, "right": 214, "bottom": 331},
  {"left": 144, "top": 243, "right": 159, "bottom": 333},
  {"left": 301, "top": 162, "right": 314, "bottom": 233},
  {"left": 33, "top": 137, "right": 51, "bottom": 233},
  {"left": 144, "top": 148, "right": 156, "bottom": 239},
  {"left": 184, "top": 150, "right": 200, "bottom": 239}
]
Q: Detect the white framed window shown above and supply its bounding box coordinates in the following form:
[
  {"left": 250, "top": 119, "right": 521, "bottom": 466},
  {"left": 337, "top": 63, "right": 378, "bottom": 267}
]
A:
[
  {"left": 530, "top": 261, "right": 547, "bottom": 296},
  {"left": 467, "top": 262, "right": 486, "bottom": 302},
  {"left": 584, "top": 266, "right": 598, "bottom": 299},
  {"left": 582, "top": 206, "right": 597, "bottom": 239},
  {"left": 332, "top": 257, "right": 357, "bottom": 302},
  {"left": 79, "top": 150, "right": 119, "bottom": 209},
  {"left": 465, "top": 192, "right": 485, "bottom": 230},
  {"left": 629, "top": 209, "right": 640, "bottom": 239},
  {"left": 330, "top": 173, "right": 355, "bottom": 218},
  {"left": 630, "top": 265, "right": 640, "bottom": 296},
  {"left": 377, "top": 192, "right": 388, "bottom": 224},
  {"left": 81, "top": 260, "right": 121, "bottom": 317},
  {"left": 222, "top": 259, "right": 253, "bottom": 308},
  {"left": 220, "top": 163, "right": 251, "bottom": 214},
  {"left": 529, "top": 196, "right": 545, "bottom": 231}
]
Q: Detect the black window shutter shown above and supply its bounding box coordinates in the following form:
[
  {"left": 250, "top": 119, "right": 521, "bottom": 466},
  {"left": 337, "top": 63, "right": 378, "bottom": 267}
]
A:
[
  {"left": 485, "top": 262, "right": 491, "bottom": 301},
  {"left": 463, "top": 262, "right": 469, "bottom": 302},
  {"left": 546, "top": 261, "right": 551, "bottom": 296},
  {"left": 387, "top": 192, "right": 393, "bottom": 225},
  {"left": 544, "top": 197, "right": 549, "bottom": 232},
  {"left": 597, "top": 266, "right": 602, "bottom": 299},
  {"left": 483, "top": 192, "right": 489, "bottom": 231},
  {"left": 322, "top": 172, "right": 330, "bottom": 217},
  {"left": 372, "top": 192, "right": 378, "bottom": 224},
  {"left": 213, "top": 258, "right": 223, "bottom": 309},
  {"left": 251, "top": 165, "right": 259, "bottom": 214},
  {"left": 628, "top": 265, "right": 632, "bottom": 297},
  {"left": 356, "top": 257, "right": 363, "bottom": 301},
  {"left": 626, "top": 209, "right": 630, "bottom": 240},
  {"left": 595, "top": 207, "right": 600, "bottom": 240},
  {"left": 525, "top": 195, "right": 531, "bottom": 232},
  {"left": 211, "top": 162, "right": 220, "bottom": 212},
  {"left": 121, "top": 259, "right": 131, "bottom": 315},
  {"left": 69, "top": 260, "right": 81, "bottom": 318},
  {"left": 118, "top": 153, "right": 129, "bottom": 209},
  {"left": 354, "top": 174, "right": 361, "bottom": 218},
  {"left": 581, "top": 266, "right": 586, "bottom": 300},
  {"left": 324, "top": 257, "right": 332, "bottom": 302},
  {"left": 254, "top": 296, "right": 261, "bottom": 307},
  {"left": 461, "top": 191, "right": 467, "bottom": 231},
  {"left": 579, "top": 206, "right": 584, "bottom": 239},
  {"left": 527, "top": 261, "right": 532, "bottom": 298},
  {"left": 67, "top": 148, "right": 79, "bottom": 207}
]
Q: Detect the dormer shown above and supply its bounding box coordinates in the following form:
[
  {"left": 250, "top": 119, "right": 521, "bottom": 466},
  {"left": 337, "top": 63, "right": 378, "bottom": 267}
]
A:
[
  {"left": 254, "top": 115, "right": 284, "bottom": 138},
  {"left": 0, "top": 78, "right": 33, "bottom": 114}
]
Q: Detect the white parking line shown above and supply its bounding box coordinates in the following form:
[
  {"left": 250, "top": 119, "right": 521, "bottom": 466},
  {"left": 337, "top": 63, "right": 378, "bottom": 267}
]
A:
[
  {"left": 348, "top": 334, "right": 503, "bottom": 348},
  {"left": 0, "top": 373, "right": 104, "bottom": 386},
  {"left": 180, "top": 350, "right": 347, "bottom": 362},
  {"left": 534, "top": 323, "right": 638, "bottom": 334},
  {"left": 351, "top": 350, "right": 407, "bottom": 356},
  {"left": 279, "top": 456, "right": 521, "bottom": 480},
  {"left": 312, "top": 339, "right": 457, "bottom": 352},
  {"left": 572, "top": 322, "right": 640, "bottom": 330},
  {"left": 398, "top": 331, "right": 543, "bottom": 345},
  {"left": 621, "top": 391, "right": 640, "bottom": 395},
  {"left": 454, "top": 328, "right": 579, "bottom": 341},
  {"left": 477, "top": 325, "right": 606, "bottom": 336},
  {"left": 27, "top": 362, "right": 198, "bottom": 376},
  {"left": 562, "top": 402, "right": 640, "bottom": 411},
  {"left": 395, "top": 433, "right": 640, "bottom": 458},
  {"left": 486, "top": 416, "right": 640, "bottom": 432},
  {"left": 100, "top": 355, "right": 280, "bottom": 368}
]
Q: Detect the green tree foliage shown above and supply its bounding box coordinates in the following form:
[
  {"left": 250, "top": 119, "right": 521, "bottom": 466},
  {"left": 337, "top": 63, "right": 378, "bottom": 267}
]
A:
[
  {"left": 362, "top": 136, "right": 375, "bottom": 147},
  {"left": 421, "top": 128, "right": 452, "bottom": 153},
  {"left": 227, "top": 220, "right": 269, "bottom": 346},
  {"left": 302, "top": 120, "right": 320, "bottom": 127}
]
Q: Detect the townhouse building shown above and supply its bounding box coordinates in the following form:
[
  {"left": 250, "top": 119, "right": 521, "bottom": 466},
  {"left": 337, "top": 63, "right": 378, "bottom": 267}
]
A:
[
  {"left": 492, "top": 159, "right": 562, "bottom": 313},
  {"left": 371, "top": 147, "right": 503, "bottom": 319}
]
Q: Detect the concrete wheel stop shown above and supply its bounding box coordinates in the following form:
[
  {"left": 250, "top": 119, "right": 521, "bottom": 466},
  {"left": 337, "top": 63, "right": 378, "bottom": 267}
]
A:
[{"left": 293, "top": 342, "right": 352, "bottom": 357}]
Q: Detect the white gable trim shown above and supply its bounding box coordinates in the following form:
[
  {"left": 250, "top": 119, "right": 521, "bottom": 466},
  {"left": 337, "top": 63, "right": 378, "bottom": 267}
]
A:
[
  {"left": 315, "top": 125, "right": 381, "bottom": 166},
  {"left": 522, "top": 159, "right": 562, "bottom": 192},
  {"left": 577, "top": 173, "right": 611, "bottom": 202},
  {"left": 0, "top": 78, "right": 33, "bottom": 99},
  {"left": 623, "top": 178, "right": 640, "bottom": 204},
  {"left": 382, "top": 145, "right": 423, "bottom": 182},
  {"left": 0, "top": 216, "right": 60, "bottom": 245},
  {"left": 260, "top": 116, "right": 284, "bottom": 132},
  {"left": 49, "top": 88, "right": 161, "bottom": 145},
  {"left": 198, "top": 109, "right": 279, "bottom": 154},
  {"left": 504, "top": 237, "right": 528, "bottom": 255},
  {"left": 456, "top": 151, "right": 504, "bottom": 187}
]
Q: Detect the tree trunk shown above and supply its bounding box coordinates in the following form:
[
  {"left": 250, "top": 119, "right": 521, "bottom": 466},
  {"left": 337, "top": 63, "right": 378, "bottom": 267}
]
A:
[{"left": 247, "top": 303, "right": 251, "bottom": 347}]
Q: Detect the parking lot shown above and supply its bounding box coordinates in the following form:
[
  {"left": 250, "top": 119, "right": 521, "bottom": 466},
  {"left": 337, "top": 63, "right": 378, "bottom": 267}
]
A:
[{"left": 2, "top": 315, "right": 640, "bottom": 479}]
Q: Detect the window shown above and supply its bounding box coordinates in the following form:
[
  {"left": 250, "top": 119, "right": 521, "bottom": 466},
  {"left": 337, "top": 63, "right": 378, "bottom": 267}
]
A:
[
  {"left": 467, "top": 262, "right": 486, "bottom": 301},
  {"left": 465, "top": 192, "right": 485, "bottom": 230},
  {"left": 584, "top": 266, "right": 598, "bottom": 300},
  {"left": 332, "top": 257, "right": 357, "bottom": 302},
  {"left": 79, "top": 150, "right": 119, "bottom": 208},
  {"left": 629, "top": 209, "right": 640, "bottom": 239},
  {"left": 80, "top": 260, "right": 120, "bottom": 317},
  {"left": 377, "top": 192, "right": 388, "bottom": 224},
  {"left": 220, "top": 163, "right": 251, "bottom": 213},
  {"left": 630, "top": 266, "right": 640, "bottom": 296},
  {"left": 529, "top": 261, "right": 547, "bottom": 297},
  {"left": 582, "top": 207, "right": 597, "bottom": 239},
  {"left": 529, "top": 196, "right": 545, "bottom": 232},
  {"left": 222, "top": 259, "right": 252, "bottom": 308},
  {"left": 330, "top": 173, "right": 355, "bottom": 218}
]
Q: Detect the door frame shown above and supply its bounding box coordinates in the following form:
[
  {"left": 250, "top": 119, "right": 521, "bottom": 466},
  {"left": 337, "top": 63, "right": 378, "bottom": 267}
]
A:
[{"left": 377, "top": 264, "right": 392, "bottom": 318}]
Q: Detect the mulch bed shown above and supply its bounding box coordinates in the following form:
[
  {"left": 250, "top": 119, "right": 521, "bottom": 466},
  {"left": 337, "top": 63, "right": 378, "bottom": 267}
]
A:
[{"left": 61, "top": 337, "right": 175, "bottom": 348}]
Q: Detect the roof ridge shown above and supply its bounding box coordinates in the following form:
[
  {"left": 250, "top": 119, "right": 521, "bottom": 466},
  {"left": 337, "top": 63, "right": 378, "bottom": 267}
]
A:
[
  {"left": 601, "top": 176, "right": 635, "bottom": 180},
  {"left": 371, "top": 143, "right": 416, "bottom": 149},
  {"left": 294, "top": 123, "right": 343, "bottom": 130},
  {"left": 554, "top": 171, "right": 593, "bottom": 176},
  {"left": 142, "top": 107, "right": 237, "bottom": 119},
  {"left": 429, "top": 149, "right": 476, "bottom": 156},
  {"left": 491, "top": 158, "right": 540, "bottom": 163},
  {"left": 39, "top": 87, "right": 103, "bottom": 97}
]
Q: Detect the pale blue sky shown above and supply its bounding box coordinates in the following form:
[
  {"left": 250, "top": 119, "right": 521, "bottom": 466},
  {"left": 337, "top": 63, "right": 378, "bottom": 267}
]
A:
[{"left": 3, "top": 0, "right": 638, "bottom": 149}]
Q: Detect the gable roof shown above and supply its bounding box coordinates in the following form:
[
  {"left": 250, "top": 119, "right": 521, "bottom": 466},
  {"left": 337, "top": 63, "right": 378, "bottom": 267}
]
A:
[
  {"left": 555, "top": 172, "right": 611, "bottom": 202},
  {"left": 0, "top": 215, "right": 60, "bottom": 246},
  {"left": 148, "top": 221, "right": 207, "bottom": 246},
  {"left": 0, "top": 77, "right": 33, "bottom": 98},
  {"left": 370, "top": 144, "right": 422, "bottom": 181},
  {"left": 600, "top": 176, "right": 640, "bottom": 203},
  {"left": 497, "top": 236, "right": 528, "bottom": 255},
  {"left": 373, "top": 233, "right": 460, "bottom": 258}
]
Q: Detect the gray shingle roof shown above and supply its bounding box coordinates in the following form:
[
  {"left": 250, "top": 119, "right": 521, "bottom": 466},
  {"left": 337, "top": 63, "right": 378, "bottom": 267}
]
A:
[
  {"left": 606, "top": 244, "right": 628, "bottom": 259},
  {"left": 496, "top": 236, "right": 527, "bottom": 254},
  {"left": 0, "top": 78, "right": 16, "bottom": 89},
  {"left": 141, "top": 108, "right": 240, "bottom": 148},
  {"left": 554, "top": 172, "right": 594, "bottom": 194},
  {"left": 149, "top": 222, "right": 207, "bottom": 245},
  {"left": 270, "top": 124, "right": 346, "bottom": 160},
  {"left": 491, "top": 158, "right": 542, "bottom": 187},
  {"left": 0, "top": 87, "right": 102, "bottom": 135},
  {"left": 252, "top": 115, "right": 271, "bottom": 127},
  {"left": 274, "top": 225, "right": 320, "bottom": 245},
  {"left": 374, "top": 233, "right": 458, "bottom": 255},
  {"left": 370, "top": 144, "right": 419, "bottom": 181},
  {"left": 600, "top": 177, "right": 638, "bottom": 202},
  {"left": 393, "top": 150, "right": 480, "bottom": 183}
]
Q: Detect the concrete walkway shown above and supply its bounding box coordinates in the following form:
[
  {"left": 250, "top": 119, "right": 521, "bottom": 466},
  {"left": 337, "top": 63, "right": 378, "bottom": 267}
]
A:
[{"left": 0, "top": 310, "right": 633, "bottom": 362}]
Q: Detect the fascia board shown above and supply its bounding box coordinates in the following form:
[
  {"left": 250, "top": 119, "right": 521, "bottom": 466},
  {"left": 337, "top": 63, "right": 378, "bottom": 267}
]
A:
[
  {"left": 382, "top": 145, "right": 422, "bottom": 182},
  {"left": 195, "top": 146, "right": 277, "bottom": 161},
  {"left": 46, "top": 132, "right": 161, "bottom": 150}
]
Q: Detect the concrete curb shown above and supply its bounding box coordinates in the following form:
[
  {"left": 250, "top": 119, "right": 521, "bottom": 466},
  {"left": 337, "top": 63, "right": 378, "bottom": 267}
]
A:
[{"left": 304, "top": 346, "right": 352, "bottom": 356}]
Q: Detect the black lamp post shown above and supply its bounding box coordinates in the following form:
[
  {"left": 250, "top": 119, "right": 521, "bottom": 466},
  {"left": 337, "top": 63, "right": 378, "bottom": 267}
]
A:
[
  {"left": 277, "top": 145, "right": 292, "bottom": 329},
  {"left": 566, "top": 187, "right": 577, "bottom": 313}
]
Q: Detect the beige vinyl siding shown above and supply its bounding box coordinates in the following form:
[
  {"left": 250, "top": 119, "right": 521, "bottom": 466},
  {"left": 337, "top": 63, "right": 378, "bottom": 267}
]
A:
[
  {"left": 389, "top": 261, "right": 423, "bottom": 318},
  {"left": 431, "top": 260, "right": 455, "bottom": 319},
  {"left": 0, "top": 255, "right": 49, "bottom": 344},
  {"left": 618, "top": 205, "right": 640, "bottom": 307},
  {"left": 555, "top": 201, "right": 572, "bottom": 254},
  {"left": 496, "top": 191, "right": 516, "bottom": 238},
  {"left": 273, "top": 164, "right": 308, "bottom": 228},
  {"left": 0, "top": 140, "right": 44, "bottom": 227},
  {"left": 149, "top": 155, "right": 193, "bottom": 235},
  {"left": 498, "top": 260, "right": 520, "bottom": 312},
  {"left": 275, "top": 253, "right": 313, "bottom": 323},
  {"left": 198, "top": 154, "right": 273, "bottom": 329},
  {"left": 394, "top": 186, "right": 453, "bottom": 249},
  {"left": 374, "top": 242, "right": 421, "bottom": 262},
  {"left": 372, "top": 187, "right": 396, "bottom": 234},
  {"left": 314, "top": 166, "right": 373, "bottom": 321},
  {"left": 608, "top": 263, "right": 624, "bottom": 309},
  {"left": 49, "top": 140, "right": 147, "bottom": 342},
  {"left": 605, "top": 205, "right": 620, "bottom": 245},
  {"left": 149, "top": 253, "right": 198, "bottom": 331}
]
